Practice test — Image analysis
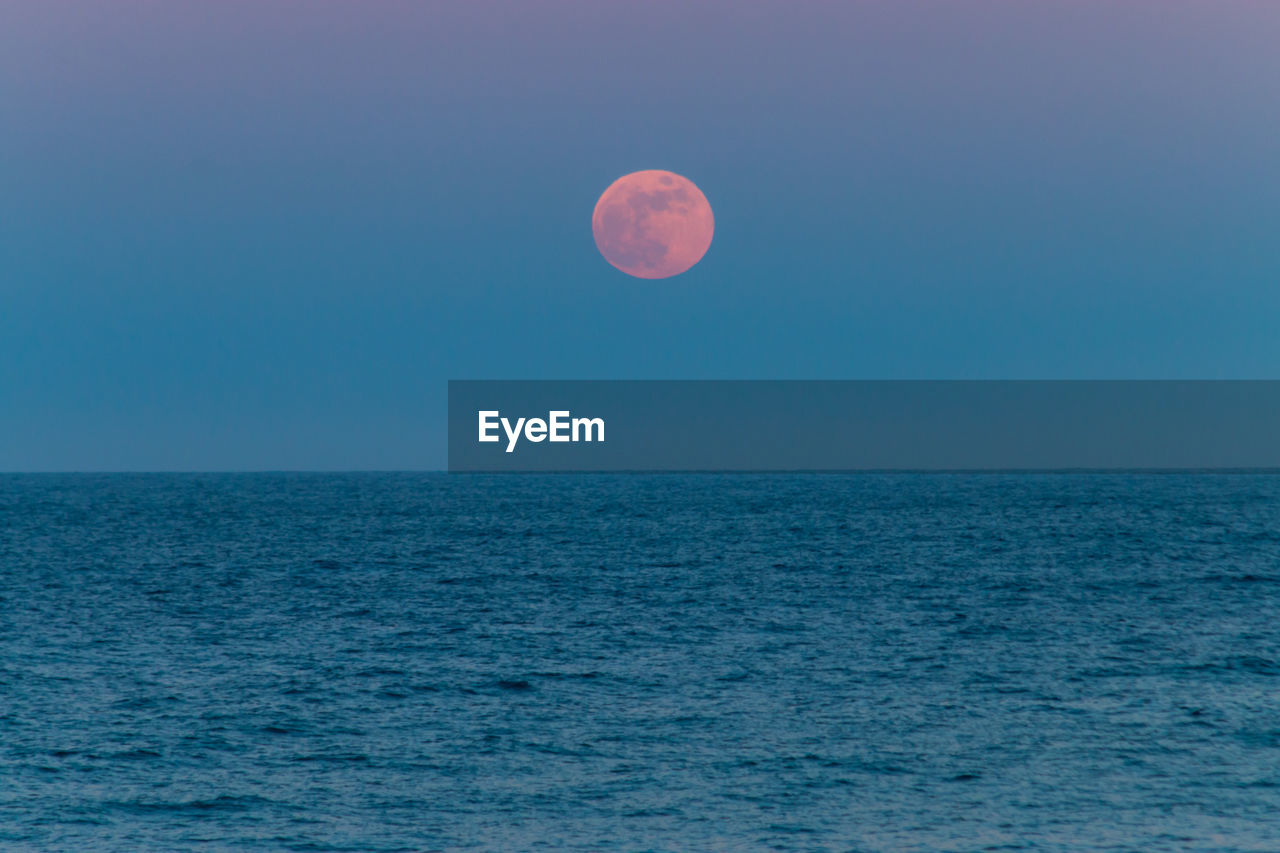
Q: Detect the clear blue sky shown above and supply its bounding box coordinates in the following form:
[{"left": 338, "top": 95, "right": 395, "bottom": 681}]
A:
[{"left": 2, "top": 1, "right": 1278, "bottom": 470}]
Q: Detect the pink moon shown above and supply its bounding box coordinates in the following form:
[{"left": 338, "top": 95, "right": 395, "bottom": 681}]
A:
[{"left": 591, "top": 170, "right": 714, "bottom": 279}]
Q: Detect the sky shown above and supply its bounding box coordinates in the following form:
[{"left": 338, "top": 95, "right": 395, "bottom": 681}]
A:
[{"left": 2, "top": 1, "right": 1278, "bottom": 470}]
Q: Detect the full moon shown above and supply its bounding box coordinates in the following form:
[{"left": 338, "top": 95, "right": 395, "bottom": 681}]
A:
[{"left": 592, "top": 170, "right": 714, "bottom": 279}]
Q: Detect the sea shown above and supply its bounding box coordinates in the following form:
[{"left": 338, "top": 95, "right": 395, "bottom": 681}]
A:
[{"left": 2, "top": 472, "right": 1279, "bottom": 852}]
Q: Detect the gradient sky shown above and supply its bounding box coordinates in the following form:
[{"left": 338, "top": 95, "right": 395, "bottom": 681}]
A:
[{"left": 3, "top": 1, "right": 1278, "bottom": 470}]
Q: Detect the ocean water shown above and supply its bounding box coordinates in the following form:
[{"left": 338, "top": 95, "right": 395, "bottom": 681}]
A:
[{"left": 2, "top": 473, "right": 1280, "bottom": 853}]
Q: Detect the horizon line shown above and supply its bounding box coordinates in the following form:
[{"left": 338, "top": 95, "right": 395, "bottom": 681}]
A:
[{"left": 4, "top": 468, "right": 1280, "bottom": 476}]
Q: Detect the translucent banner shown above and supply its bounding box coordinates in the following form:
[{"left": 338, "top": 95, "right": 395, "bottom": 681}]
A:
[{"left": 448, "top": 381, "right": 1280, "bottom": 472}]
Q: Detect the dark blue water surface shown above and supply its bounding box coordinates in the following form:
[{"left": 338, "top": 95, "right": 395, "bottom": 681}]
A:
[{"left": 3, "top": 473, "right": 1280, "bottom": 852}]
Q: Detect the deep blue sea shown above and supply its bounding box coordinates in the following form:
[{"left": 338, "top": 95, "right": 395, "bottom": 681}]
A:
[{"left": 3, "top": 473, "right": 1280, "bottom": 852}]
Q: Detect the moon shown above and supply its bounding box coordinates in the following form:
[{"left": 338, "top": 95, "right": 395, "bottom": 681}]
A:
[{"left": 592, "top": 170, "right": 714, "bottom": 279}]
